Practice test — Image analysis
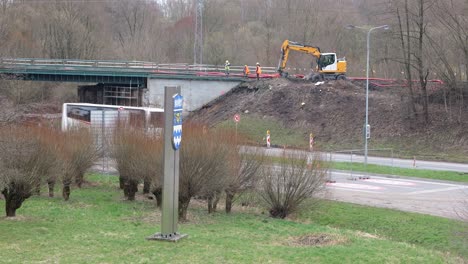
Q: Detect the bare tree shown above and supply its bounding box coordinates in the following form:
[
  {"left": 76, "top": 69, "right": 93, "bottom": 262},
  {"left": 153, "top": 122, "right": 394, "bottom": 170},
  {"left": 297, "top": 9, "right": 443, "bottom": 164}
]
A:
[
  {"left": 113, "top": 129, "right": 143, "bottom": 201},
  {"left": 179, "top": 124, "right": 230, "bottom": 220},
  {"left": 58, "top": 129, "right": 99, "bottom": 201},
  {"left": 259, "top": 151, "right": 328, "bottom": 219},
  {"left": 395, "top": 1, "right": 418, "bottom": 121},
  {"left": 429, "top": 0, "right": 468, "bottom": 123},
  {"left": 225, "top": 147, "right": 264, "bottom": 214},
  {"left": 0, "top": 126, "right": 58, "bottom": 217},
  {"left": 41, "top": 1, "right": 101, "bottom": 59}
]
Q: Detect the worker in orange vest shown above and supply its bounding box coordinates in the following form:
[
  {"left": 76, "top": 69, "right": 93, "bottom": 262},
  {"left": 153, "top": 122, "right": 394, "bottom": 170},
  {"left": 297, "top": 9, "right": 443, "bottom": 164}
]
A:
[
  {"left": 243, "top": 65, "right": 250, "bottom": 78},
  {"left": 256, "top": 62, "right": 262, "bottom": 80}
]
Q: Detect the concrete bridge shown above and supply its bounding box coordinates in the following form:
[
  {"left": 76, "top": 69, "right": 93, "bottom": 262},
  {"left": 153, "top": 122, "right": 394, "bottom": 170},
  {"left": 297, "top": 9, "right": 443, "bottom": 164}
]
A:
[{"left": 0, "top": 58, "right": 277, "bottom": 111}]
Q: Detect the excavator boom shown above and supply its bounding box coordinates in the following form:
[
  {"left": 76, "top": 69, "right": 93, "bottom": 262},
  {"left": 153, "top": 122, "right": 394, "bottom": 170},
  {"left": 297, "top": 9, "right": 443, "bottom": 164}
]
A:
[{"left": 277, "top": 40, "right": 321, "bottom": 73}]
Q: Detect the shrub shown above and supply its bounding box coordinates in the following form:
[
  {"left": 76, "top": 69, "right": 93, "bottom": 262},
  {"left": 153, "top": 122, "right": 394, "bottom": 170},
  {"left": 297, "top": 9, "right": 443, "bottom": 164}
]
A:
[
  {"left": 259, "top": 151, "right": 328, "bottom": 219},
  {"left": 58, "top": 129, "right": 99, "bottom": 201},
  {"left": 113, "top": 128, "right": 163, "bottom": 201},
  {"left": 179, "top": 124, "right": 230, "bottom": 220},
  {"left": 130, "top": 132, "right": 163, "bottom": 204},
  {"left": 113, "top": 129, "right": 139, "bottom": 200},
  {"left": 0, "top": 125, "right": 58, "bottom": 217},
  {"left": 225, "top": 147, "right": 264, "bottom": 213}
]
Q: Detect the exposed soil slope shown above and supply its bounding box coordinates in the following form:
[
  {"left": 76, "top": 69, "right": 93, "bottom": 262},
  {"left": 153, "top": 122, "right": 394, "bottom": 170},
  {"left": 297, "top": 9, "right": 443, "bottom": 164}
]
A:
[{"left": 190, "top": 78, "right": 468, "bottom": 157}]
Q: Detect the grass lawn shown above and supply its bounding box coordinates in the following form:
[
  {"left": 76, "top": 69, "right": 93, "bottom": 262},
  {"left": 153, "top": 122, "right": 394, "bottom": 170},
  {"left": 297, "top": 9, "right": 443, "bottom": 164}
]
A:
[
  {"left": 218, "top": 115, "right": 306, "bottom": 148},
  {"left": 0, "top": 174, "right": 466, "bottom": 263},
  {"left": 299, "top": 200, "right": 468, "bottom": 259}
]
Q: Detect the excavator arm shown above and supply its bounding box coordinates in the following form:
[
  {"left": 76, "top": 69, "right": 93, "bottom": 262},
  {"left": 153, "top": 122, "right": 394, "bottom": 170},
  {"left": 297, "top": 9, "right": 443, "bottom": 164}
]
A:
[{"left": 277, "top": 40, "right": 321, "bottom": 74}]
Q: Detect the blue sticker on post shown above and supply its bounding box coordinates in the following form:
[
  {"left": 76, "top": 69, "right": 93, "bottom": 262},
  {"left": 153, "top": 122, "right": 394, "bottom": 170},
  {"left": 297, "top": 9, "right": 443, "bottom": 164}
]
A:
[{"left": 172, "top": 94, "right": 183, "bottom": 150}]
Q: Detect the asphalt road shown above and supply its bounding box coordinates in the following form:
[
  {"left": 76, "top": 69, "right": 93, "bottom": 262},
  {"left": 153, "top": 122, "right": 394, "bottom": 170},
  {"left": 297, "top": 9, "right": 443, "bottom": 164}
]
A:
[
  {"left": 255, "top": 146, "right": 468, "bottom": 173},
  {"left": 327, "top": 170, "right": 468, "bottom": 220}
]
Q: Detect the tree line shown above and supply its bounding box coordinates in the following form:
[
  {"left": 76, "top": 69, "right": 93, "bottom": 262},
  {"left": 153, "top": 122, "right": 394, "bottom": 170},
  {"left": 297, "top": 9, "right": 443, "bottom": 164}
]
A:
[
  {"left": 0, "top": 0, "right": 466, "bottom": 77},
  {"left": 0, "top": 0, "right": 466, "bottom": 123},
  {"left": 0, "top": 122, "right": 328, "bottom": 221}
]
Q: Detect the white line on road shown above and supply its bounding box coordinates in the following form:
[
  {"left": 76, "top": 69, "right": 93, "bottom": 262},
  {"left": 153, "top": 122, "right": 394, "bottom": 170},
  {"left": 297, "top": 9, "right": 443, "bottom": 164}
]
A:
[
  {"left": 326, "top": 186, "right": 381, "bottom": 194},
  {"left": 408, "top": 186, "right": 468, "bottom": 195},
  {"left": 332, "top": 171, "right": 466, "bottom": 187}
]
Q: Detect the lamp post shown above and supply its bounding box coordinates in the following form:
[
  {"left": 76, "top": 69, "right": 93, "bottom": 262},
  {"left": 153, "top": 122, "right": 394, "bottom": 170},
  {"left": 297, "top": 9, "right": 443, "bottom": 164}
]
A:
[{"left": 346, "top": 24, "right": 389, "bottom": 166}]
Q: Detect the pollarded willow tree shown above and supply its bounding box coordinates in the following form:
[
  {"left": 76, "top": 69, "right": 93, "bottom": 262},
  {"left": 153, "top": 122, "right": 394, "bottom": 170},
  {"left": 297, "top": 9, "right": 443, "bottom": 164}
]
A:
[
  {"left": 0, "top": 125, "right": 58, "bottom": 217},
  {"left": 58, "top": 129, "right": 99, "bottom": 201},
  {"left": 224, "top": 146, "right": 264, "bottom": 214},
  {"left": 178, "top": 124, "right": 231, "bottom": 221},
  {"left": 113, "top": 127, "right": 164, "bottom": 202},
  {"left": 259, "top": 151, "right": 328, "bottom": 219}
]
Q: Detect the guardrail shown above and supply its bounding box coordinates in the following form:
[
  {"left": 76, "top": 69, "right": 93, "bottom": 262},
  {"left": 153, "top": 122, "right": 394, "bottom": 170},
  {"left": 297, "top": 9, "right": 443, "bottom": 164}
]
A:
[{"left": 0, "top": 58, "right": 278, "bottom": 74}]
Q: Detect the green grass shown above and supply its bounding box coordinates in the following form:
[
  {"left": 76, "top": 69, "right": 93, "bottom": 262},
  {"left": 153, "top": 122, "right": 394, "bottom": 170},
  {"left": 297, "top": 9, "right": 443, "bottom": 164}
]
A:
[
  {"left": 300, "top": 200, "right": 468, "bottom": 259},
  {"left": 218, "top": 115, "right": 306, "bottom": 147},
  {"left": 332, "top": 162, "right": 468, "bottom": 183},
  {"left": 0, "top": 175, "right": 465, "bottom": 263}
]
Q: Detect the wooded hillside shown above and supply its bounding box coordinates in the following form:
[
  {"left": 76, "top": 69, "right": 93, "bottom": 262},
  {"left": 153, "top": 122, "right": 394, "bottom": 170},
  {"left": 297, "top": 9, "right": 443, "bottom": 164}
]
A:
[{"left": 0, "top": 0, "right": 467, "bottom": 124}]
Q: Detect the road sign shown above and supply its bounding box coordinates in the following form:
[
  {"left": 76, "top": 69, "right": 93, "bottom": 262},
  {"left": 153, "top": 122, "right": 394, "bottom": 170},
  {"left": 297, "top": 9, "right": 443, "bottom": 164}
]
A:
[
  {"left": 172, "top": 94, "right": 183, "bottom": 150},
  {"left": 233, "top": 114, "right": 240, "bottom": 123},
  {"left": 366, "top": 124, "right": 371, "bottom": 139}
]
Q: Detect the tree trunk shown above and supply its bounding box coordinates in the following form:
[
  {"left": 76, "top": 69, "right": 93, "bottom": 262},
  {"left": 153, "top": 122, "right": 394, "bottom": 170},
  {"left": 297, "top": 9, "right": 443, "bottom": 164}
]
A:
[
  {"left": 225, "top": 191, "right": 235, "bottom": 214},
  {"left": 76, "top": 174, "right": 83, "bottom": 188},
  {"left": 397, "top": 4, "right": 417, "bottom": 121},
  {"left": 2, "top": 187, "right": 29, "bottom": 217},
  {"left": 178, "top": 196, "right": 191, "bottom": 221},
  {"left": 119, "top": 176, "right": 126, "bottom": 189},
  {"left": 47, "top": 180, "right": 55, "bottom": 198},
  {"left": 152, "top": 187, "right": 162, "bottom": 207},
  {"left": 125, "top": 180, "right": 138, "bottom": 201},
  {"left": 207, "top": 196, "right": 214, "bottom": 214},
  {"left": 143, "top": 180, "right": 150, "bottom": 194},
  {"left": 417, "top": 0, "right": 429, "bottom": 124},
  {"left": 269, "top": 207, "right": 288, "bottom": 219},
  {"left": 5, "top": 201, "right": 16, "bottom": 217},
  {"left": 212, "top": 190, "right": 221, "bottom": 212},
  {"left": 62, "top": 184, "right": 71, "bottom": 201}
]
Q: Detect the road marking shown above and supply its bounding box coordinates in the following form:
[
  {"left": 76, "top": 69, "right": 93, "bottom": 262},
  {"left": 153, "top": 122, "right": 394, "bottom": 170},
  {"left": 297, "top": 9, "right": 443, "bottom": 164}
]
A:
[
  {"left": 326, "top": 186, "right": 381, "bottom": 194},
  {"left": 332, "top": 171, "right": 465, "bottom": 187},
  {"left": 408, "top": 186, "right": 468, "bottom": 195},
  {"left": 363, "top": 179, "right": 416, "bottom": 186},
  {"left": 326, "top": 182, "right": 384, "bottom": 190}
]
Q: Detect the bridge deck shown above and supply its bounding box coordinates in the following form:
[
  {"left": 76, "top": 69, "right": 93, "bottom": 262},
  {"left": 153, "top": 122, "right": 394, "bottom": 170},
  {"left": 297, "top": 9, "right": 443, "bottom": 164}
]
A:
[{"left": 0, "top": 58, "right": 277, "bottom": 84}]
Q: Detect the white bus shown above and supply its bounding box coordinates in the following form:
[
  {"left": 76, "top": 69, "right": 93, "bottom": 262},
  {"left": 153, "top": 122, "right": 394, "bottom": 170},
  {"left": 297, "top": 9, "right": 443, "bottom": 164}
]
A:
[{"left": 62, "top": 103, "right": 164, "bottom": 142}]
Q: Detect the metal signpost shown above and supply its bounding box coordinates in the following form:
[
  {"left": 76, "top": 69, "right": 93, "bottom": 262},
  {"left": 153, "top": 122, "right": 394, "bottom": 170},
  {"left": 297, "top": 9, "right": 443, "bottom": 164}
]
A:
[{"left": 147, "top": 86, "right": 187, "bottom": 242}]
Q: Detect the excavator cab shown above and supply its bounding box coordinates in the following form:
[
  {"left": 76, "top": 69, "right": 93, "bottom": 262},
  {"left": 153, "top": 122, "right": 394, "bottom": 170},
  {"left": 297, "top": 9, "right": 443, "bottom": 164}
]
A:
[{"left": 318, "top": 53, "right": 337, "bottom": 71}]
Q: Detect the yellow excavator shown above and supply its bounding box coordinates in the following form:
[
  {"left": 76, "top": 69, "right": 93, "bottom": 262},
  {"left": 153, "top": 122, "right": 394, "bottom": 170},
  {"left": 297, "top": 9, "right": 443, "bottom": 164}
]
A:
[{"left": 277, "top": 40, "right": 347, "bottom": 81}]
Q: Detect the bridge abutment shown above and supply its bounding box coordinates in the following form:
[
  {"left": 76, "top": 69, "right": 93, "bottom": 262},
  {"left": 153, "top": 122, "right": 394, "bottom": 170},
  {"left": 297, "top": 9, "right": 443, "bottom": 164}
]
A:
[{"left": 146, "top": 78, "right": 241, "bottom": 111}]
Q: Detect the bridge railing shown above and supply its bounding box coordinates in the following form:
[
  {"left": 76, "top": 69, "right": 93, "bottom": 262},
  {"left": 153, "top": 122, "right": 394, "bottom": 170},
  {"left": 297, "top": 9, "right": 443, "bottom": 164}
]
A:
[{"left": 0, "top": 58, "right": 277, "bottom": 74}]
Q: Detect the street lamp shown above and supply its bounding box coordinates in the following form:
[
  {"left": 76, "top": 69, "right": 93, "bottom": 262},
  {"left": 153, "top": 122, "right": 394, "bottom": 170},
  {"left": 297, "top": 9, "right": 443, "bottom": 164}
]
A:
[{"left": 346, "top": 24, "right": 390, "bottom": 166}]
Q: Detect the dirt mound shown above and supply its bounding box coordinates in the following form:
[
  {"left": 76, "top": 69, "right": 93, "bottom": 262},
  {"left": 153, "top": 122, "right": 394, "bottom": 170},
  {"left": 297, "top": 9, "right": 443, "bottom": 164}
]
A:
[
  {"left": 286, "top": 233, "right": 347, "bottom": 247},
  {"left": 189, "top": 78, "right": 468, "bottom": 156},
  {"left": 191, "top": 79, "right": 406, "bottom": 144}
]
